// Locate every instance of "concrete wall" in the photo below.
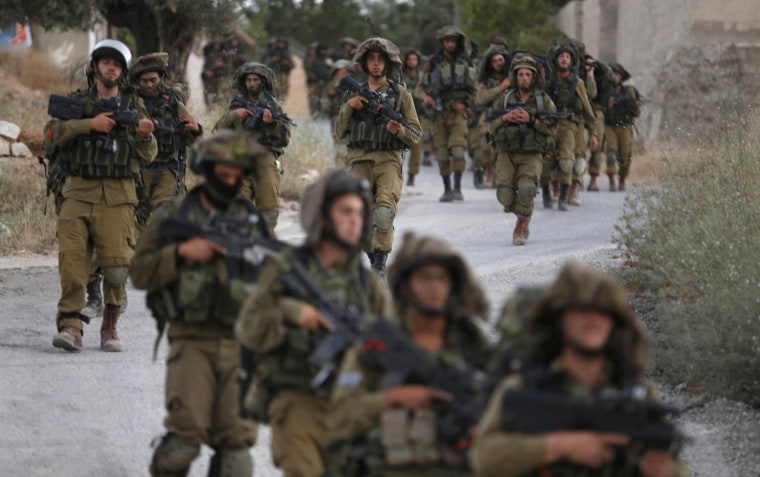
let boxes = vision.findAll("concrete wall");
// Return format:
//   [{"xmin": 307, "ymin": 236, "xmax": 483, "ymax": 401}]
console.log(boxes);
[{"xmin": 29, "ymin": 25, "xmax": 106, "ymax": 72}]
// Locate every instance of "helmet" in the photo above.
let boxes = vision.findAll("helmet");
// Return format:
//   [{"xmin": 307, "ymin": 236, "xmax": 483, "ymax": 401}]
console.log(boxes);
[
  {"xmin": 234, "ymin": 61, "xmax": 276, "ymax": 94},
  {"xmin": 548, "ymin": 41, "xmax": 579, "ymax": 71},
  {"xmin": 90, "ymin": 39, "xmax": 132, "ymax": 69},
  {"xmin": 509, "ymin": 54, "xmax": 545, "ymax": 90},
  {"xmin": 331, "ymin": 59, "xmax": 354, "ymax": 74},
  {"xmin": 478, "ymin": 45, "xmax": 510, "ymax": 83},
  {"xmin": 435, "ymin": 26, "xmax": 470, "ymax": 58},
  {"xmin": 129, "ymin": 52, "xmax": 169, "ymax": 83},
  {"xmin": 188, "ymin": 130, "xmax": 267, "ymax": 176},
  {"xmin": 387, "ymin": 232, "xmax": 489, "ymax": 321},
  {"xmin": 338, "ymin": 37, "xmax": 358, "ymax": 47},
  {"xmin": 609, "ymin": 62, "xmax": 631, "ymax": 82},
  {"xmin": 488, "ymin": 34, "xmax": 509, "ymax": 50},
  {"xmin": 299, "ymin": 169, "xmax": 371, "ymax": 248},
  {"xmin": 353, "ymin": 37, "xmax": 403, "ymax": 77}
]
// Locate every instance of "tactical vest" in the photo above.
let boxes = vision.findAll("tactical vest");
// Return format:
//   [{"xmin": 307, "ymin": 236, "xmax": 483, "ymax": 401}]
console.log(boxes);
[
  {"xmin": 433, "ymin": 55, "xmax": 476, "ymax": 102},
  {"xmin": 61, "ymin": 90, "xmax": 141, "ymax": 179},
  {"xmin": 404, "ymin": 69, "xmax": 426, "ymax": 113},
  {"xmin": 144, "ymin": 90, "xmax": 183, "ymax": 162},
  {"xmin": 146, "ymin": 187, "xmax": 270, "ymax": 328},
  {"xmin": 605, "ymin": 86, "xmax": 638, "ymax": 126},
  {"xmin": 492, "ymin": 90, "xmax": 553, "ymax": 153},
  {"xmin": 348, "ymin": 82, "xmax": 406, "ymax": 151},
  {"xmin": 547, "ymin": 76, "xmax": 583, "ymax": 123},
  {"xmin": 229, "ymin": 93, "xmax": 289, "ymax": 153}
]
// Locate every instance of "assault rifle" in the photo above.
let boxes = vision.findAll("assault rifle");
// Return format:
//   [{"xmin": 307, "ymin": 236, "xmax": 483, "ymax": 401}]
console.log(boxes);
[
  {"xmin": 278, "ymin": 260, "xmax": 367, "ymax": 390},
  {"xmin": 47, "ymin": 93, "xmax": 139, "ymax": 126},
  {"xmin": 501, "ymin": 387, "xmax": 688, "ymax": 453},
  {"xmin": 339, "ymin": 76, "xmax": 422, "ymax": 138},
  {"xmin": 485, "ymin": 104, "xmax": 573, "ymax": 125},
  {"xmin": 361, "ymin": 317, "xmax": 482, "ymax": 447},
  {"xmin": 229, "ymin": 96, "xmax": 296, "ymax": 131}
]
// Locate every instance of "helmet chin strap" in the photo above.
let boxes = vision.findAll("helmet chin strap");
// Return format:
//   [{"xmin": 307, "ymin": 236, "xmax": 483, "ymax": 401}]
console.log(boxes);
[{"xmin": 95, "ymin": 69, "xmax": 119, "ymax": 89}]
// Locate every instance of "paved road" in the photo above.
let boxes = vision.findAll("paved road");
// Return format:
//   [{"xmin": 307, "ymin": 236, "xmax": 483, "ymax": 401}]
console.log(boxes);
[{"xmin": 0, "ymin": 160, "xmax": 628, "ymax": 476}]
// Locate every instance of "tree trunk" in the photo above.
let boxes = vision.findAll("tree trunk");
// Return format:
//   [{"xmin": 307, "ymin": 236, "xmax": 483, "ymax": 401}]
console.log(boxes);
[{"xmin": 159, "ymin": 8, "xmax": 195, "ymax": 86}]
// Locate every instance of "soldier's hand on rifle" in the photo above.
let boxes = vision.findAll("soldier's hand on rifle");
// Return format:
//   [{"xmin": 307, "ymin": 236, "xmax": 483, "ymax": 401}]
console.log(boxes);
[
  {"xmin": 177, "ymin": 237, "xmax": 227, "ymax": 263},
  {"xmin": 589, "ymin": 134, "xmax": 599, "ymax": 152},
  {"xmin": 638, "ymin": 451, "xmax": 675, "ymax": 477},
  {"xmin": 386, "ymin": 119, "xmax": 401, "ymax": 136},
  {"xmin": 503, "ymin": 108, "xmax": 530, "ymax": 124},
  {"xmin": 423, "ymin": 93, "xmax": 436, "ymax": 108},
  {"xmin": 452, "ymin": 102, "xmax": 466, "ymax": 114},
  {"xmin": 545, "ymin": 431, "xmax": 629, "ymax": 468},
  {"xmin": 180, "ymin": 113, "xmax": 199, "ymax": 132},
  {"xmin": 347, "ymin": 95, "xmax": 367, "ymax": 110},
  {"xmin": 384, "ymin": 385, "xmax": 452, "ymax": 409},
  {"xmin": 262, "ymin": 109, "xmax": 274, "ymax": 124},
  {"xmin": 499, "ymin": 77, "xmax": 511, "ymax": 91},
  {"xmin": 234, "ymin": 108, "xmax": 253, "ymax": 119},
  {"xmin": 138, "ymin": 118, "xmax": 155, "ymax": 137},
  {"xmin": 296, "ymin": 305, "xmax": 334, "ymax": 331},
  {"xmin": 90, "ymin": 112, "xmax": 116, "ymax": 133}
]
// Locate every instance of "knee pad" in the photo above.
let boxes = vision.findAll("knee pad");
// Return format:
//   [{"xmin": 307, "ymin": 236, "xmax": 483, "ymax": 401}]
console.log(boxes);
[
  {"xmin": 261, "ymin": 208, "xmax": 280, "ymax": 230},
  {"xmin": 573, "ymin": 158, "xmax": 587, "ymax": 177},
  {"xmin": 436, "ymin": 146, "xmax": 450, "ymax": 163},
  {"xmin": 208, "ymin": 448, "xmax": 253, "ymax": 477},
  {"xmin": 450, "ymin": 146, "xmax": 466, "ymax": 161},
  {"xmin": 102, "ymin": 266, "xmax": 129, "ymax": 287},
  {"xmin": 558, "ymin": 158, "xmax": 574, "ymax": 175},
  {"xmin": 150, "ymin": 433, "xmax": 200, "ymax": 475},
  {"xmin": 517, "ymin": 177, "xmax": 537, "ymax": 206},
  {"xmin": 607, "ymin": 152, "xmax": 618, "ymax": 167},
  {"xmin": 496, "ymin": 186, "xmax": 515, "ymax": 210},
  {"xmin": 373, "ymin": 206, "xmax": 394, "ymax": 234}
]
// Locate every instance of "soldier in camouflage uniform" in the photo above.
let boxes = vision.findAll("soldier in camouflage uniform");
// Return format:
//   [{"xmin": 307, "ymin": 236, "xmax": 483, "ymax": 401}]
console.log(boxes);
[
  {"xmin": 488, "ymin": 56, "xmax": 557, "ymax": 246},
  {"xmin": 130, "ymin": 52, "xmax": 203, "ymax": 225},
  {"xmin": 476, "ymin": 45, "xmax": 511, "ymax": 189},
  {"xmin": 324, "ymin": 59, "xmax": 354, "ymax": 166},
  {"xmin": 420, "ymin": 26, "xmax": 477, "ymax": 202},
  {"xmin": 201, "ymin": 39, "xmax": 228, "ymax": 107},
  {"xmin": 47, "ymin": 39, "xmax": 157, "ymax": 352},
  {"xmin": 263, "ymin": 37, "xmax": 295, "ymax": 99},
  {"xmin": 582, "ymin": 53, "xmax": 614, "ymax": 192},
  {"xmin": 305, "ymin": 43, "xmax": 333, "ymax": 118},
  {"xmin": 542, "ymin": 42, "xmax": 598, "ymax": 211},
  {"xmin": 472, "ymin": 262, "xmax": 689, "ymax": 477},
  {"xmin": 130, "ymin": 131, "xmax": 267, "ymax": 477},
  {"xmin": 214, "ymin": 61, "xmax": 291, "ymax": 233},
  {"xmin": 605, "ymin": 62, "xmax": 642, "ymax": 192},
  {"xmin": 402, "ymin": 48, "xmax": 427, "ymax": 186},
  {"xmin": 236, "ymin": 169, "xmax": 394, "ymax": 477},
  {"xmin": 326, "ymin": 232, "xmax": 490, "ymax": 477},
  {"xmin": 336, "ymin": 37, "xmax": 359, "ymax": 61},
  {"xmin": 335, "ymin": 37, "xmax": 421, "ymax": 275}
]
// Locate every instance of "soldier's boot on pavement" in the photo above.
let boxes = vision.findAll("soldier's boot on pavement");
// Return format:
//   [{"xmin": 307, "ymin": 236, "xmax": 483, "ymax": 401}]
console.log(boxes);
[
  {"xmin": 587, "ymin": 173, "xmax": 600, "ymax": 191},
  {"xmin": 370, "ymin": 251, "xmax": 388, "ymax": 280},
  {"xmin": 558, "ymin": 184, "xmax": 570, "ymax": 211},
  {"xmin": 484, "ymin": 163, "xmax": 496, "ymax": 188},
  {"xmin": 439, "ymin": 175, "xmax": 455, "ymax": 202},
  {"xmin": 406, "ymin": 174, "xmax": 415, "ymax": 187},
  {"xmin": 608, "ymin": 173, "xmax": 617, "ymax": 192},
  {"xmin": 453, "ymin": 172, "xmax": 464, "ymax": 201},
  {"xmin": 569, "ymin": 180, "xmax": 582, "ymax": 206},
  {"xmin": 542, "ymin": 185, "xmax": 553, "ymax": 209},
  {"xmin": 207, "ymin": 448, "xmax": 253, "ymax": 477},
  {"xmin": 52, "ymin": 322, "xmax": 83, "ymax": 352},
  {"xmin": 473, "ymin": 168, "xmax": 485, "ymax": 189},
  {"xmin": 551, "ymin": 180, "xmax": 560, "ymax": 202},
  {"xmin": 81, "ymin": 273, "xmax": 104, "ymax": 319},
  {"xmin": 101, "ymin": 304, "xmax": 123, "ymax": 352},
  {"xmin": 618, "ymin": 176, "xmax": 626, "ymax": 191},
  {"xmin": 512, "ymin": 215, "xmax": 531, "ymax": 246}
]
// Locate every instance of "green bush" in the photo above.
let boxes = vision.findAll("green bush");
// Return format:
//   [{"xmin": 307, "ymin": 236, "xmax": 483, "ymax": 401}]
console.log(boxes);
[{"xmin": 614, "ymin": 111, "xmax": 760, "ymax": 405}]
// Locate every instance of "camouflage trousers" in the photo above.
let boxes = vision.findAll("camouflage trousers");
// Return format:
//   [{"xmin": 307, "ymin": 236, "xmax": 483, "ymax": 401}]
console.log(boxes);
[
  {"xmin": 587, "ymin": 109, "xmax": 607, "ymax": 176},
  {"xmin": 542, "ymin": 119, "xmax": 582, "ymax": 186},
  {"xmin": 432, "ymin": 108, "xmax": 469, "ymax": 176},
  {"xmin": 240, "ymin": 150, "xmax": 281, "ymax": 234},
  {"xmin": 495, "ymin": 150, "xmax": 543, "ymax": 217},
  {"xmin": 268, "ymin": 390, "xmax": 329, "ymax": 477},
  {"xmin": 351, "ymin": 156, "xmax": 403, "ymax": 253},
  {"xmin": 606, "ymin": 124, "xmax": 634, "ymax": 178}
]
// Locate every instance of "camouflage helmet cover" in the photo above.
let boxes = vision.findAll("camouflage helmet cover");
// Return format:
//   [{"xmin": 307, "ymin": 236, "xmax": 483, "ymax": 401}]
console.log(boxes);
[
  {"xmin": 188, "ymin": 130, "xmax": 267, "ymax": 176},
  {"xmin": 331, "ymin": 59, "xmax": 354, "ymax": 74},
  {"xmin": 609, "ymin": 62, "xmax": 632, "ymax": 82},
  {"xmin": 478, "ymin": 45, "xmax": 510, "ymax": 83},
  {"xmin": 338, "ymin": 37, "xmax": 359, "ymax": 47},
  {"xmin": 353, "ymin": 37, "xmax": 403, "ymax": 76},
  {"xmin": 548, "ymin": 40, "xmax": 579, "ymax": 71},
  {"xmin": 129, "ymin": 52, "xmax": 169, "ymax": 82},
  {"xmin": 509, "ymin": 54, "xmax": 545, "ymax": 90},
  {"xmin": 436, "ymin": 25, "xmax": 470, "ymax": 57},
  {"xmin": 387, "ymin": 232, "xmax": 489, "ymax": 321},
  {"xmin": 299, "ymin": 169, "xmax": 372, "ymax": 247},
  {"xmin": 235, "ymin": 61, "xmax": 276, "ymax": 94}
]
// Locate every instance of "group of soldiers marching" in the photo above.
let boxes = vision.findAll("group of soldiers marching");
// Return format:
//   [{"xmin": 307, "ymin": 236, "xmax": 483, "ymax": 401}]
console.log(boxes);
[{"xmin": 42, "ymin": 23, "xmax": 680, "ymax": 477}]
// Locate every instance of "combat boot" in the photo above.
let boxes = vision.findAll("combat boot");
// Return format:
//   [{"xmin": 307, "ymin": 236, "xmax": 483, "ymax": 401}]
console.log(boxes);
[
  {"xmin": 370, "ymin": 251, "xmax": 388, "ymax": 281},
  {"xmin": 608, "ymin": 174, "xmax": 617, "ymax": 192},
  {"xmin": 81, "ymin": 273, "xmax": 104, "ymax": 319},
  {"xmin": 439, "ymin": 175, "xmax": 455, "ymax": 202},
  {"xmin": 101, "ymin": 304, "xmax": 123, "ymax": 352},
  {"xmin": 406, "ymin": 174, "xmax": 415, "ymax": 186},
  {"xmin": 569, "ymin": 180, "xmax": 582, "ymax": 206},
  {"xmin": 542, "ymin": 185, "xmax": 552, "ymax": 209},
  {"xmin": 512, "ymin": 215, "xmax": 531, "ymax": 246},
  {"xmin": 551, "ymin": 180, "xmax": 560, "ymax": 202},
  {"xmin": 558, "ymin": 184, "xmax": 570, "ymax": 211},
  {"xmin": 618, "ymin": 176, "xmax": 626, "ymax": 191},
  {"xmin": 473, "ymin": 168, "xmax": 485, "ymax": 189},
  {"xmin": 452, "ymin": 172, "xmax": 464, "ymax": 201},
  {"xmin": 52, "ymin": 326, "xmax": 83, "ymax": 352},
  {"xmin": 587, "ymin": 174, "xmax": 599, "ymax": 191}
]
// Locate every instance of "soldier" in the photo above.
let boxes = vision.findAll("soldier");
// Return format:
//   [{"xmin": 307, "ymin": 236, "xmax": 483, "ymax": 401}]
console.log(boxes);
[
  {"xmin": 130, "ymin": 131, "xmax": 267, "ymax": 477},
  {"xmin": 263, "ymin": 37, "xmax": 295, "ymax": 99},
  {"xmin": 402, "ymin": 48, "xmax": 427, "ymax": 186},
  {"xmin": 236, "ymin": 169, "xmax": 394, "ymax": 477},
  {"xmin": 472, "ymin": 262, "xmax": 689, "ymax": 477},
  {"xmin": 605, "ymin": 62, "xmax": 642, "ymax": 192},
  {"xmin": 583, "ymin": 53, "xmax": 615, "ymax": 192},
  {"xmin": 476, "ymin": 44, "xmax": 511, "ymax": 189},
  {"xmin": 488, "ymin": 56, "xmax": 557, "ymax": 246},
  {"xmin": 324, "ymin": 59, "xmax": 354, "ymax": 166},
  {"xmin": 305, "ymin": 42, "xmax": 333, "ymax": 118},
  {"xmin": 130, "ymin": 52, "xmax": 203, "ymax": 225},
  {"xmin": 47, "ymin": 39, "xmax": 157, "ymax": 352},
  {"xmin": 542, "ymin": 42, "xmax": 598, "ymax": 211},
  {"xmin": 420, "ymin": 26, "xmax": 477, "ymax": 202},
  {"xmin": 335, "ymin": 37, "xmax": 421, "ymax": 275},
  {"xmin": 214, "ymin": 61, "xmax": 291, "ymax": 233},
  {"xmin": 326, "ymin": 232, "xmax": 491, "ymax": 476},
  {"xmin": 336, "ymin": 37, "xmax": 359, "ymax": 61},
  {"xmin": 201, "ymin": 39, "xmax": 228, "ymax": 107}
]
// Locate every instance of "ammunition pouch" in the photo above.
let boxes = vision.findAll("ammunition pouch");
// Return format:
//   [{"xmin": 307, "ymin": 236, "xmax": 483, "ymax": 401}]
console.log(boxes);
[{"xmin": 66, "ymin": 133, "xmax": 138, "ymax": 179}]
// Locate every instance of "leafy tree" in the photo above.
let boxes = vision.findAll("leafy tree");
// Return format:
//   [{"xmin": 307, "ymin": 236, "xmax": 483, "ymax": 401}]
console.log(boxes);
[{"xmin": 1, "ymin": 0, "xmax": 242, "ymax": 82}]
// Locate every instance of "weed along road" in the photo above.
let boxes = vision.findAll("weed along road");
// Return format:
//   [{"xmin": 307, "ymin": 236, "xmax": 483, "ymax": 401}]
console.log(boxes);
[{"xmin": 0, "ymin": 161, "xmax": 738, "ymax": 476}]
